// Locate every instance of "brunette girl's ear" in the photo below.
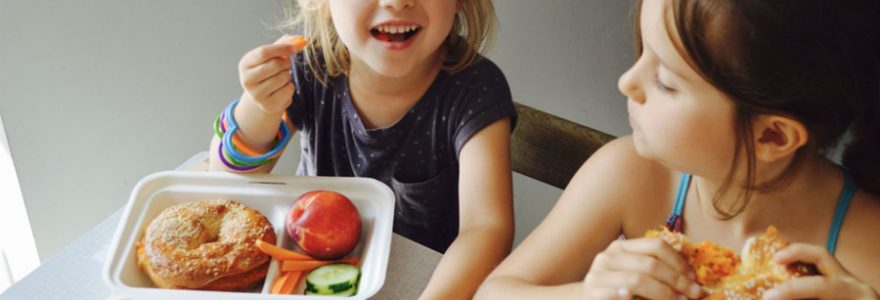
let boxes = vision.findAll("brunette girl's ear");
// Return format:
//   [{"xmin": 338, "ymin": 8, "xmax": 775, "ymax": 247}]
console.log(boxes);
[{"xmin": 753, "ymin": 114, "xmax": 809, "ymax": 162}]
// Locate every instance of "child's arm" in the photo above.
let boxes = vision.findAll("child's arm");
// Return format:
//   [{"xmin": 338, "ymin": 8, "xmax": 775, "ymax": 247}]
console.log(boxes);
[
  {"xmin": 208, "ymin": 35, "xmax": 304, "ymax": 173},
  {"xmin": 474, "ymin": 137, "xmax": 699, "ymax": 300},
  {"xmin": 417, "ymin": 118, "xmax": 515, "ymax": 300}
]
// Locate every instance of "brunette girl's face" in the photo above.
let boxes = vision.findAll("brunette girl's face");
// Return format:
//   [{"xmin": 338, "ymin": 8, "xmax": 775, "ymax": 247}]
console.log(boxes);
[
  {"xmin": 327, "ymin": 0, "xmax": 459, "ymax": 78},
  {"xmin": 618, "ymin": 0, "xmax": 738, "ymax": 179}
]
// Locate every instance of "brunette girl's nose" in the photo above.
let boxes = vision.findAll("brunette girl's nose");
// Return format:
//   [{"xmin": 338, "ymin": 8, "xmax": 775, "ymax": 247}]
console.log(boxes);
[{"xmin": 618, "ymin": 66, "xmax": 645, "ymax": 104}]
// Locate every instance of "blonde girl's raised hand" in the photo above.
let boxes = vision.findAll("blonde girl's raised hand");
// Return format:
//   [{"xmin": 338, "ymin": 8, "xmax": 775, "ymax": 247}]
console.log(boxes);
[
  {"xmin": 238, "ymin": 34, "xmax": 308, "ymax": 114},
  {"xmin": 582, "ymin": 238, "xmax": 702, "ymax": 300},
  {"xmin": 762, "ymin": 244, "xmax": 879, "ymax": 300}
]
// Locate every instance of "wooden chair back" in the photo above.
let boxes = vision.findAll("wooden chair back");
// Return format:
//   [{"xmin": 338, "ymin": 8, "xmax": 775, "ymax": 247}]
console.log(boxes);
[{"xmin": 510, "ymin": 103, "xmax": 616, "ymax": 189}]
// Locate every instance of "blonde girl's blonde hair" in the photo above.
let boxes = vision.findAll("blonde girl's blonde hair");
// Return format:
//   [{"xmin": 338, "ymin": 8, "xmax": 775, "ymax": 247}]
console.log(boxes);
[{"xmin": 281, "ymin": 0, "xmax": 496, "ymax": 83}]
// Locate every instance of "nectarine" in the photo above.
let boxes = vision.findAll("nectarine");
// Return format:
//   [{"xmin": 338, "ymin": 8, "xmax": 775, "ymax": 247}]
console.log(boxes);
[{"xmin": 286, "ymin": 190, "xmax": 362, "ymax": 260}]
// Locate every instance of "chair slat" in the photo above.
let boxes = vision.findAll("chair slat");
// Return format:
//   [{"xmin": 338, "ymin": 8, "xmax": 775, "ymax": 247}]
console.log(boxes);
[{"xmin": 511, "ymin": 102, "xmax": 616, "ymax": 189}]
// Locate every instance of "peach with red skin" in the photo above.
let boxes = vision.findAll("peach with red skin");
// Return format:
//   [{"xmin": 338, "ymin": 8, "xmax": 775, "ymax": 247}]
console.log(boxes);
[{"xmin": 286, "ymin": 190, "xmax": 362, "ymax": 260}]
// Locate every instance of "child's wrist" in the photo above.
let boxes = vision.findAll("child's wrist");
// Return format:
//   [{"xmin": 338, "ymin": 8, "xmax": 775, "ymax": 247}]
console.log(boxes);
[
  {"xmin": 214, "ymin": 98, "xmax": 291, "ymax": 172},
  {"xmin": 240, "ymin": 93, "xmax": 287, "ymax": 115}
]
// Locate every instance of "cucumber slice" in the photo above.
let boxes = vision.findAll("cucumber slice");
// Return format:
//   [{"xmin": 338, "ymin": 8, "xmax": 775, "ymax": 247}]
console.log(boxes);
[
  {"xmin": 305, "ymin": 263, "xmax": 360, "ymax": 295},
  {"xmin": 305, "ymin": 285, "xmax": 357, "ymax": 296}
]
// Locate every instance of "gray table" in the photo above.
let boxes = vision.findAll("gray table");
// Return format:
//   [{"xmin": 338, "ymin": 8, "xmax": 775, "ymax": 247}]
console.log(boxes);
[{"xmin": 0, "ymin": 153, "xmax": 442, "ymax": 300}]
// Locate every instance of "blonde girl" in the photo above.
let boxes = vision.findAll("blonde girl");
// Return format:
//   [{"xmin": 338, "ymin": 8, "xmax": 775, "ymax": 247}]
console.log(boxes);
[{"xmin": 209, "ymin": 0, "xmax": 517, "ymax": 298}]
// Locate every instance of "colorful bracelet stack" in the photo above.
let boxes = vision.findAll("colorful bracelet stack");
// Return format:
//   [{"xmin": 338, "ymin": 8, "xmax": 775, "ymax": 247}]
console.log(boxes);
[{"xmin": 214, "ymin": 99, "xmax": 291, "ymax": 171}]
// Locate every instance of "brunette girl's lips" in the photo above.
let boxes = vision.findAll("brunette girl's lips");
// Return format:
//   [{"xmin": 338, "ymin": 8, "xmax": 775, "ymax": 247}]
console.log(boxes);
[{"xmin": 370, "ymin": 20, "xmax": 422, "ymax": 50}]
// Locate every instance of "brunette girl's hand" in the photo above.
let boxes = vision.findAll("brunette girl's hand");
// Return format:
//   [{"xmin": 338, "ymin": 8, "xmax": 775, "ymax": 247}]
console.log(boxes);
[
  {"xmin": 762, "ymin": 243, "xmax": 878, "ymax": 300},
  {"xmin": 238, "ymin": 34, "xmax": 307, "ymax": 114},
  {"xmin": 582, "ymin": 238, "xmax": 703, "ymax": 300}
]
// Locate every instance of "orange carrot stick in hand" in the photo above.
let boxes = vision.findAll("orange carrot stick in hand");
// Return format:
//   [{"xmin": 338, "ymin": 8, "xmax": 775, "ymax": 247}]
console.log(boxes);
[
  {"xmin": 291, "ymin": 36, "xmax": 309, "ymax": 51},
  {"xmin": 256, "ymin": 240, "xmax": 312, "ymax": 261},
  {"xmin": 281, "ymin": 258, "xmax": 360, "ymax": 272}
]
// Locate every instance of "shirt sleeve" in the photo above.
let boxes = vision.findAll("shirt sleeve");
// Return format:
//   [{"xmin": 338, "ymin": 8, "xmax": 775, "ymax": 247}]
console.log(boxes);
[{"xmin": 449, "ymin": 59, "xmax": 519, "ymax": 158}]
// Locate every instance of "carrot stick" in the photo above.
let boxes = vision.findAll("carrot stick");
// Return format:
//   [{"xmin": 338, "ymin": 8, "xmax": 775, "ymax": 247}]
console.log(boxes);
[
  {"xmin": 270, "ymin": 271, "xmax": 304, "ymax": 295},
  {"xmin": 270, "ymin": 271, "xmax": 293, "ymax": 294},
  {"xmin": 292, "ymin": 36, "xmax": 309, "ymax": 50},
  {"xmin": 256, "ymin": 240, "xmax": 313, "ymax": 261},
  {"xmin": 279, "ymin": 271, "xmax": 303, "ymax": 295},
  {"xmin": 281, "ymin": 258, "xmax": 360, "ymax": 272}
]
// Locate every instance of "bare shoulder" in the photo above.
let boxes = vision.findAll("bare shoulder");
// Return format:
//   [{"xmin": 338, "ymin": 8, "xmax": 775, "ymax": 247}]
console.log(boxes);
[
  {"xmin": 484, "ymin": 136, "xmax": 677, "ymax": 286},
  {"xmin": 570, "ymin": 136, "xmax": 677, "ymax": 234},
  {"xmin": 837, "ymin": 191, "xmax": 880, "ymax": 289}
]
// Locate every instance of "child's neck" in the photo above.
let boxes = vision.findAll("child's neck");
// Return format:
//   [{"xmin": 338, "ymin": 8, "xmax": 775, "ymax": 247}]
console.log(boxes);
[
  {"xmin": 691, "ymin": 155, "xmax": 844, "ymax": 238},
  {"xmin": 347, "ymin": 54, "xmax": 442, "ymax": 129}
]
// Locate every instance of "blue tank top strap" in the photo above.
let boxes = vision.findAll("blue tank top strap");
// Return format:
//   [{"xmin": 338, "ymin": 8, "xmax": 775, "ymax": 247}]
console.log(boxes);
[
  {"xmin": 665, "ymin": 173, "xmax": 691, "ymax": 232},
  {"xmin": 826, "ymin": 172, "xmax": 857, "ymax": 255},
  {"xmin": 665, "ymin": 172, "xmax": 854, "ymax": 255},
  {"xmin": 673, "ymin": 173, "xmax": 691, "ymax": 216}
]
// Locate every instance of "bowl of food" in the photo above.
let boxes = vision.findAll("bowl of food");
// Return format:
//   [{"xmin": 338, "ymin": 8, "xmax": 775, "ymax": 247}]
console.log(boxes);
[{"xmin": 102, "ymin": 171, "xmax": 395, "ymax": 300}]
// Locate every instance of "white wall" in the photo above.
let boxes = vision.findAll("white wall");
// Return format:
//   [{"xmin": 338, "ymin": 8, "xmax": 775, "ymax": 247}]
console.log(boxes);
[
  {"xmin": 0, "ymin": 0, "xmax": 634, "ymax": 259},
  {"xmin": 0, "ymin": 0, "xmax": 299, "ymax": 260}
]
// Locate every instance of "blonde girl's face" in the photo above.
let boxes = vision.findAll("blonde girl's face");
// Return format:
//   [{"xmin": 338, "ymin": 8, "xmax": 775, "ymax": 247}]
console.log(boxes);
[
  {"xmin": 618, "ymin": 0, "xmax": 738, "ymax": 179},
  {"xmin": 327, "ymin": 0, "xmax": 459, "ymax": 78}
]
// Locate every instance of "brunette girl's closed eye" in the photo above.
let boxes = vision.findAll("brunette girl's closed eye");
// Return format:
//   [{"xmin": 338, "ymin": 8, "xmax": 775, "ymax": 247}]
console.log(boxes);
[{"xmin": 653, "ymin": 72, "xmax": 676, "ymax": 94}]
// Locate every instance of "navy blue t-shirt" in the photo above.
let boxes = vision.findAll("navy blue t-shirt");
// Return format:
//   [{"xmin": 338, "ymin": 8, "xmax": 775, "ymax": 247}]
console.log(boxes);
[{"xmin": 287, "ymin": 54, "xmax": 517, "ymax": 252}]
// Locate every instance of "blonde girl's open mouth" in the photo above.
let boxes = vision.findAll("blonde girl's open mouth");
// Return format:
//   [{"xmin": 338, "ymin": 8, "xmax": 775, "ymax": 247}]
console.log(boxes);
[{"xmin": 370, "ymin": 22, "xmax": 421, "ymax": 50}]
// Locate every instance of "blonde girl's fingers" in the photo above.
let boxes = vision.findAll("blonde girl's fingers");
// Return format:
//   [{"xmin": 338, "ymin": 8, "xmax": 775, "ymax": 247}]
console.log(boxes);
[
  {"xmin": 608, "ymin": 239, "xmax": 691, "ymax": 276},
  {"xmin": 600, "ymin": 252, "xmax": 701, "ymax": 298},
  {"xmin": 772, "ymin": 243, "xmax": 844, "ymax": 277},
  {"xmin": 267, "ymin": 83, "xmax": 294, "ymax": 110},
  {"xmin": 762, "ymin": 276, "xmax": 864, "ymax": 300},
  {"xmin": 258, "ymin": 68, "xmax": 293, "ymax": 94},
  {"xmin": 247, "ymin": 83, "xmax": 293, "ymax": 114},
  {"xmin": 273, "ymin": 34, "xmax": 309, "ymax": 51},
  {"xmin": 240, "ymin": 43, "xmax": 297, "ymax": 69},
  {"xmin": 250, "ymin": 69, "xmax": 292, "ymax": 102},
  {"xmin": 242, "ymin": 34, "xmax": 305, "ymax": 69},
  {"xmin": 594, "ymin": 271, "xmax": 679, "ymax": 300},
  {"xmin": 241, "ymin": 57, "xmax": 292, "ymax": 88}
]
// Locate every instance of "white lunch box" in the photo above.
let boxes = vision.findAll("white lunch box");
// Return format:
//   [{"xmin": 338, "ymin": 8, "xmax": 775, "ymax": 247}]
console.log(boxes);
[{"xmin": 102, "ymin": 171, "xmax": 395, "ymax": 300}]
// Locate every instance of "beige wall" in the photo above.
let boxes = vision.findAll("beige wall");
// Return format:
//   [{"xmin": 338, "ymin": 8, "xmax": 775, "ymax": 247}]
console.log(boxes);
[
  {"xmin": 492, "ymin": 1, "xmax": 634, "ymax": 244},
  {"xmin": 0, "ymin": 0, "xmax": 634, "ymax": 259}
]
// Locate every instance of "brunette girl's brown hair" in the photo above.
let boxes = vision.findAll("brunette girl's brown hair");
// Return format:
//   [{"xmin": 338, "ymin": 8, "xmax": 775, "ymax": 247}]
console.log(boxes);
[{"xmin": 634, "ymin": 0, "xmax": 880, "ymax": 217}]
